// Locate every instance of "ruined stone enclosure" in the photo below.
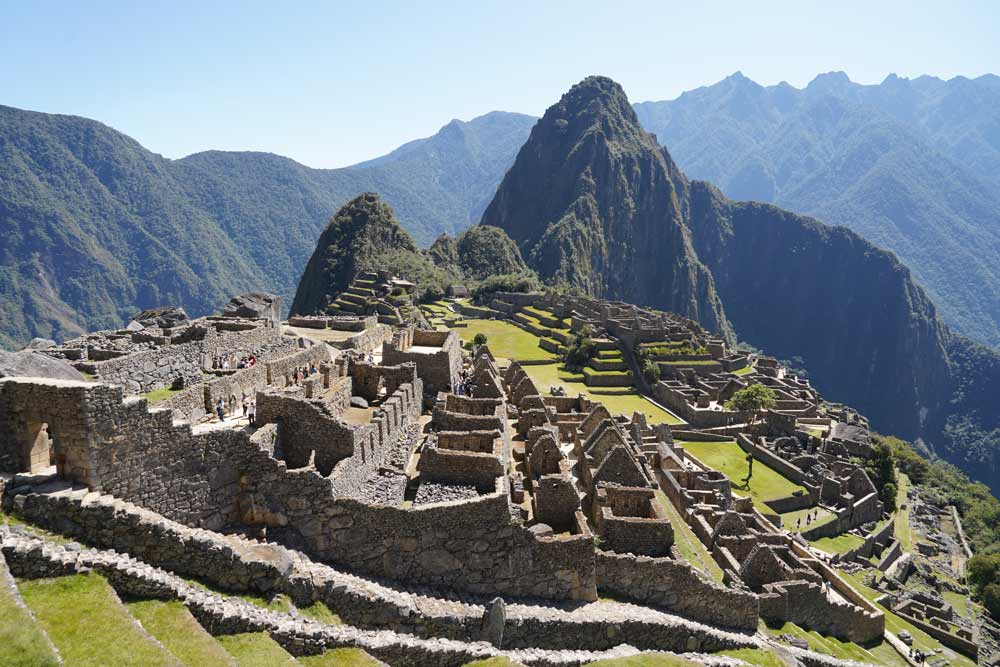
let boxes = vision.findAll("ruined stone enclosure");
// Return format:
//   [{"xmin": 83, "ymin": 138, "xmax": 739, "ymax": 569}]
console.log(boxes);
[{"xmin": 0, "ymin": 290, "xmax": 927, "ymax": 665}]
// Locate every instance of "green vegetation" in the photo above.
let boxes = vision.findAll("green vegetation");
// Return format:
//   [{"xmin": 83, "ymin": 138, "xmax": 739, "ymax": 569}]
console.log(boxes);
[
  {"xmin": 127, "ymin": 599, "xmax": 236, "ymax": 666},
  {"xmin": 462, "ymin": 659, "xmax": 525, "ymax": 667},
  {"xmin": 473, "ymin": 332, "xmax": 488, "ymax": 347},
  {"xmin": 968, "ymin": 554, "xmax": 1000, "ymax": 616},
  {"xmin": 296, "ymin": 600, "xmax": 343, "ymax": 625},
  {"xmin": 731, "ymin": 365, "xmax": 754, "ymax": 376},
  {"xmin": 563, "ymin": 326, "xmax": 598, "ymax": 369},
  {"xmin": 679, "ymin": 440, "xmax": 805, "ymax": 508},
  {"xmin": 724, "ymin": 384, "xmax": 777, "ymax": 422},
  {"xmin": 471, "ymin": 273, "xmax": 542, "ymax": 302},
  {"xmin": 143, "ymin": 386, "xmax": 185, "ymax": 403},
  {"xmin": 19, "ymin": 573, "xmax": 179, "ymax": 667},
  {"xmin": 864, "ymin": 436, "xmax": 899, "ymax": 512},
  {"xmin": 894, "ymin": 473, "xmax": 913, "ymax": 551},
  {"xmin": 761, "ymin": 619, "xmax": 907, "ymax": 667},
  {"xmin": 0, "ymin": 574, "xmax": 61, "ymax": 667},
  {"xmin": 216, "ymin": 633, "xmax": 298, "ymax": 666}
]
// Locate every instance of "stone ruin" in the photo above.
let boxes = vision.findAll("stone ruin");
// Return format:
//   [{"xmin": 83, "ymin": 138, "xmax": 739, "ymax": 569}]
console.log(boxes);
[{"xmin": 0, "ymin": 287, "xmax": 943, "ymax": 664}]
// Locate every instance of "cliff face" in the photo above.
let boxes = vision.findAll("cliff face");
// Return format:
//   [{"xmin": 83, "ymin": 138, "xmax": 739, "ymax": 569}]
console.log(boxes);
[
  {"xmin": 480, "ymin": 76, "xmax": 732, "ymax": 340},
  {"xmin": 686, "ymin": 182, "xmax": 951, "ymax": 440}
]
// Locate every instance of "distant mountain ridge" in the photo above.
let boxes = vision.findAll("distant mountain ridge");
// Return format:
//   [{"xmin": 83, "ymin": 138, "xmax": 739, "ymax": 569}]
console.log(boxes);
[
  {"xmin": 0, "ymin": 104, "xmax": 535, "ymax": 348},
  {"xmin": 634, "ymin": 71, "xmax": 1000, "ymax": 347}
]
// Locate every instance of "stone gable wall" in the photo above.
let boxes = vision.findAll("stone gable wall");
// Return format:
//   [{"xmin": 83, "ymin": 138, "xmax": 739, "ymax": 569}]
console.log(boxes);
[{"xmin": 594, "ymin": 551, "xmax": 758, "ymax": 630}]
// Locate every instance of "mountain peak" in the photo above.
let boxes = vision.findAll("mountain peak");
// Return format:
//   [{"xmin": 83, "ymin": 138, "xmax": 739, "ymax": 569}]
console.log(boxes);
[{"xmin": 806, "ymin": 71, "xmax": 853, "ymax": 93}]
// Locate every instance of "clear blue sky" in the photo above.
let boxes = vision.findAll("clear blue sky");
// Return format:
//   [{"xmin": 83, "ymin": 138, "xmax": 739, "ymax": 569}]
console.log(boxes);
[{"xmin": 2, "ymin": 0, "xmax": 996, "ymax": 168}]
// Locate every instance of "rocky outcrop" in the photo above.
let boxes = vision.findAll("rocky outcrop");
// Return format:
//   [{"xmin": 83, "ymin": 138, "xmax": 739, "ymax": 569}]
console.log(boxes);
[{"xmin": 0, "ymin": 349, "xmax": 85, "ymax": 381}]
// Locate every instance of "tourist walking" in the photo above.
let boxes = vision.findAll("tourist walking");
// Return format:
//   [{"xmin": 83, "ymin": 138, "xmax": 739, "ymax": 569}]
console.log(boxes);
[
  {"xmin": 242, "ymin": 393, "xmax": 248, "ymax": 417},
  {"xmin": 215, "ymin": 398, "xmax": 225, "ymax": 421},
  {"xmin": 248, "ymin": 400, "xmax": 256, "ymax": 427}
]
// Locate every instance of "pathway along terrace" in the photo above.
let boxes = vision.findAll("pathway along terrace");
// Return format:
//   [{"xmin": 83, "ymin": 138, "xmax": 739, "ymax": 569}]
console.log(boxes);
[{"xmin": 0, "ymin": 287, "xmax": 964, "ymax": 666}]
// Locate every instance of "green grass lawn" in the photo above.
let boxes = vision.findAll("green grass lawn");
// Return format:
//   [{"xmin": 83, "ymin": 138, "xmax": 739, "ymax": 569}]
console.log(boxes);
[
  {"xmin": 943, "ymin": 590, "xmax": 972, "ymax": 619},
  {"xmin": 779, "ymin": 505, "xmax": 835, "ymax": 530},
  {"xmin": 448, "ymin": 319, "xmax": 556, "ymax": 362},
  {"xmin": 716, "ymin": 648, "xmax": 784, "ymax": 667},
  {"xmin": 216, "ymin": 633, "xmax": 298, "ymax": 666},
  {"xmin": 731, "ymin": 366, "xmax": 755, "ymax": 376},
  {"xmin": 679, "ymin": 441, "xmax": 806, "ymax": 509},
  {"xmin": 462, "ymin": 659, "xmax": 525, "ymax": 667},
  {"xmin": 127, "ymin": 599, "xmax": 236, "ymax": 666},
  {"xmin": 143, "ymin": 386, "xmax": 185, "ymax": 403},
  {"xmin": 298, "ymin": 648, "xmax": 385, "ymax": 666},
  {"xmin": 0, "ymin": 573, "xmax": 61, "ymax": 667},
  {"xmin": 809, "ymin": 531, "xmax": 866, "ymax": 555},
  {"xmin": 19, "ymin": 573, "xmax": 180, "ymax": 667},
  {"xmin": 654, "ymin": 490, "xmax": 724, "ymax": 582},
  {"xmin": 838, "ymin": 570, "xmax": 977, "ymax": 667}
]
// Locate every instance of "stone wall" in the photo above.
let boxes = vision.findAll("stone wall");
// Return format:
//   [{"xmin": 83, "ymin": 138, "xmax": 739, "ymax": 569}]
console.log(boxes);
[
  {"xmin": 594, "ymin": 551, "xmax": 758, "ymax": 631},
  {"xmin": 758, "ymin": 579, "xmax": 882, "ymax": 643},
  {"xmin": 94, "ymin": 337, "xmax": 206, "ymax": 394},
  {"xmin": 382, "ymin": 328, "xmax": 461, "ymax": 395}
]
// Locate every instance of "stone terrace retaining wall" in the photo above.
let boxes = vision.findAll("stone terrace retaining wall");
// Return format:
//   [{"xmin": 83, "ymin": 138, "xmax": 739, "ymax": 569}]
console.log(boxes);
[
  {"xmin": 595, "ymin": 551, "xmax": 758, "ymax": 631},
  {"xmin": 1, "ymin": 527, "xmax": 761, "ymax": 666}
]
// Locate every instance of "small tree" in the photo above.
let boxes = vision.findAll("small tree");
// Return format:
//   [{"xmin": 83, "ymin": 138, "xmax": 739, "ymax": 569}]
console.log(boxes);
[
  {"xmin": 563, "ymin": 325, "xmax": 597, "ymax": 370},
  {"xmin": 725, "ymin": 384, "xmax": 777, "ymax": 423},
  {"xmin": 642, "ymin": 359, "xmax": 660, "ymax": 384},
  {"xmin": 473, "ymin": 333, "xmax": 488, "ymax": 347}
]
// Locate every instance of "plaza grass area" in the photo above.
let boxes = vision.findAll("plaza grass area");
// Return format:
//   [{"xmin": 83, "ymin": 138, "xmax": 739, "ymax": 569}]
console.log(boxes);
[
  {"xmin": 679, "ymin": 441, "xmax": 806, "ymax": 509},
  {"xmin": 448, "ymin": 319, "xmax": 557, "ymax": 362},
  {"xmin": 779, "ymin": 505, "xmax": 834, "ymax": 531},
  {"xmin": 19, "ymin": 573, "xmax": 179, "ymax": 667},
  {"xmin": 127, "ymin": 599, "xmax": 236, "ymax": 667},
  {"xmin": 583, "ymin": 655, "xmax": 701, "ymax": 667},
  {"xmin": 838, "ymin": 570, "xmax": 977, "ymax": 667},
  {"xmin": 654, "ymin": 490, "xmax": 724, "ymax": 583},
  {"xmin": 216, "ymin": 632, "xmax": 299, "ymax": 666}
]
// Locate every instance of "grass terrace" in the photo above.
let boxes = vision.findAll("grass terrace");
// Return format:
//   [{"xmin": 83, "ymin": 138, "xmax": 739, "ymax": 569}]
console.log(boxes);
[
  {"xmin": 779, "ymin": 505, "xmax": 835, "ymax": 530},
  {"xmin": 654, "ymin": 490, "xmax": 725, "ymax": 582},
  {"xmin": 216, "ymin": 632, "xmax": 299, "ymax": 666},
  {"xmin": 894, "ymin": 473, "xmax": 913, "ymax": 551},
  {"xmin": 19, "ymin": 573, "xmax": 180, "ymax": 667},
  {"xmin": 0, "ymin": 574, "xmax": 61, "ymax": 667},
  {"xmin": 127, "ymin": 599, "xmax": 236, "ymax": 666},
  {"xmin": 678, "ymin": 441, "xmax": 807, "ymax": 510},
  {"xmin": 448, "ymin": 319, "xmax": 557, "ymax": 363},
  {"xmin": 761, "ymin": 619, "xmax": 907, "ymax": 667},
  {"xmin": 142, "ymin": 385, "xmax": 185, "ymax": 403},
  {"xmin": 299, "ymin": 649, "xmax": 386, "ymax": 666},
  {"xmin": 731, "ymin": 366, "xmax": 755, "ymax": 376}
]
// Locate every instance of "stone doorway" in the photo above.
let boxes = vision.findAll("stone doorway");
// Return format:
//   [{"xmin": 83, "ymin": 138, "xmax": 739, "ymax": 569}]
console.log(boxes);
[{"xmin": 23, "ymin": 421, "xmax": 55, "ymax": 474}]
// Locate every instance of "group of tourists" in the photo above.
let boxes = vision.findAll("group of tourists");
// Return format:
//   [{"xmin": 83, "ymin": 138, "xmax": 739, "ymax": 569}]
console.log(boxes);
[
  {"xmin": 794, "ymin": 509, "xmax": 823, "ymax": 531},
  {"xmin": 214, "ymin": 391, "xmax": 256, "ymax": 426},
  {"xmin": 213, "ymin": 353, "xmax": 257, "ymax": 370},
  {"xmin": 452, "ymin": 368, "xmax": 474, "ymax": 396},
  {"xmin": 289, "ymin": 363, "xmax": 319, "ymax": 385}
]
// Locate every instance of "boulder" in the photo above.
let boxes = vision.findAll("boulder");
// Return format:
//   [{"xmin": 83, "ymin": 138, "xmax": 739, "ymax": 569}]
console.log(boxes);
[
  {"xmin": 480, "ymin": 596, "xmax": 507, "ymax": 648},
  {"xmin": 350, "ymin": 396, "xmax": 369, "ymax": 409},
  {"xmin": 223, "ymin": 293, "xmax": 281, "ymax": 324},
  {"xmin": 26, "ymin": 338, "xmax": 56, "ymax": 350},
  {"xmin": 0, "ymin": 349, "xmax": 86, "ymax": 381},
  {"xmin": 132, "ymin": 306, "xmax": 189, "ymax": 329}
]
